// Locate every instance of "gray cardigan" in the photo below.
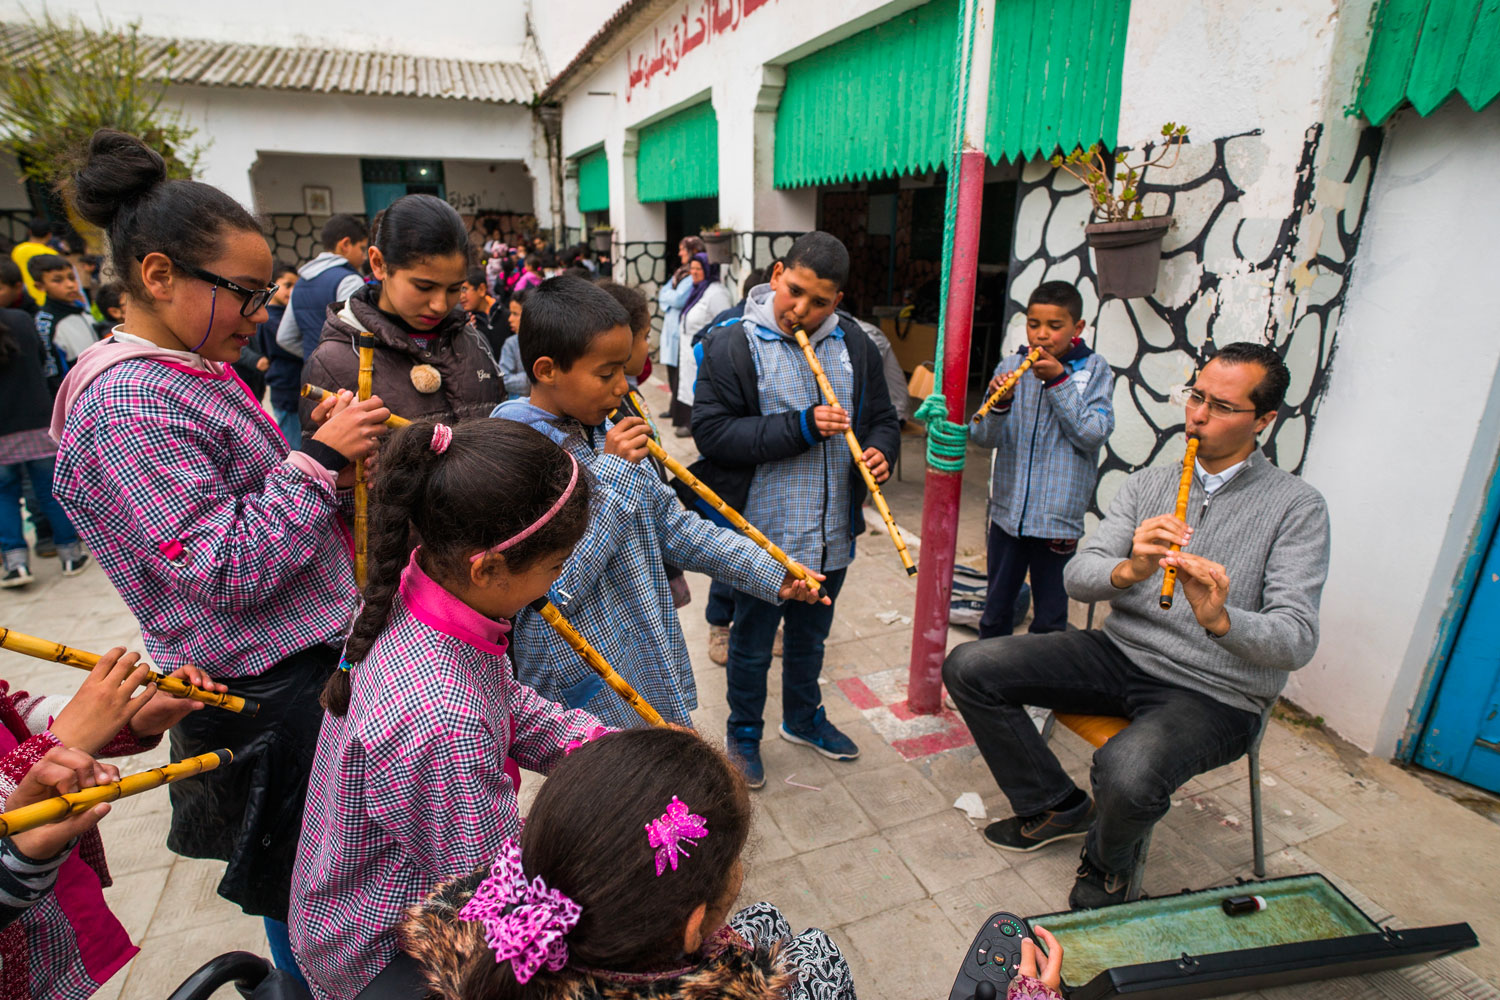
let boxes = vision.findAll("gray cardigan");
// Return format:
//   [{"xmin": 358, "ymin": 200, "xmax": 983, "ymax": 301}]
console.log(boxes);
[{"xmin": 1064, "ymin": 449, "xmax": 1331, "ymax": 714}]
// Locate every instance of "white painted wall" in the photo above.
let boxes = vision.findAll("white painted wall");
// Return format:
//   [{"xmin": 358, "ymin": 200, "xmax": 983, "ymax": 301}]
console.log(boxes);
[
  {"xmin": 164, "ymin": 86, "xmax": 545, "ymax": 223},
  {"xmin": 1292, "ymin": 100, "xmax": 1500, "ymax": 755},
  {"xmin": 0, "ymin": 0, "xmax": 530, "ymax": 62},
  {"xmin": 530, "ymin": 0, "xmax": 629, "ymax": 78}
]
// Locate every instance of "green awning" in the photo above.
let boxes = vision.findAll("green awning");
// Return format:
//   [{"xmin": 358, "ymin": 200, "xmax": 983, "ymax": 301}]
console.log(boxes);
[
  {"xmin": 636, "ymin": 101, "xmax": 719, "ymax": 203},
  {"xmin": 775, "ymin": 0, "xmax": 958, "ymax": 188},
  {"xmin": 773, "ymin": 0, "xmax": 1132, "ymax": 189},
  {"xmin": 1356, "ymin": 0, "xmax": 1500, "ymax": 125},
  {"xmin": 986, "ymin": 0, "xmax": 1131, "ymax": 163},
  {"xmin": 576, "ymin": 147, "xmax": 609, "ymax": 213}
]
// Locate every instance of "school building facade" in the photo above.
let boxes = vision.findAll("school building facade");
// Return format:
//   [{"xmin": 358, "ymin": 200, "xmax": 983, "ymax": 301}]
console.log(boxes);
[{"xmin": 2, "ymin": 0, "xmax": 1498, "ymax": 793}]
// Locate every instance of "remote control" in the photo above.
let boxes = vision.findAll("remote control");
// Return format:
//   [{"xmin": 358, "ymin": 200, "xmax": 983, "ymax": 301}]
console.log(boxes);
[{"xmin": 947, "ymin": 911, "xmax": 1032, "ymax": 1000}]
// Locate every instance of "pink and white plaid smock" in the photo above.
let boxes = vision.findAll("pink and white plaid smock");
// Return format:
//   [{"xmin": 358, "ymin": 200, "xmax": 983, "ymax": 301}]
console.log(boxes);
[
  {"xmin": 290, "ymin": 553, "xmax": 607, "ymax": 1000},
  {"xmin": 52, "ymin": 350, "xmax": 356, "ymax": 677}
]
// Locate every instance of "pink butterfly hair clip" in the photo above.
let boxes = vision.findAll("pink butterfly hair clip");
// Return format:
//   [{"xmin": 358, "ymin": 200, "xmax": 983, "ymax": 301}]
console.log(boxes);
[
  {"xmin": 645, "ymin": 796, "xmax": 709, "ymax": 876},
  {"xmin": 458, "ymin": 840, "xmax": 581, "ymax": 983}
]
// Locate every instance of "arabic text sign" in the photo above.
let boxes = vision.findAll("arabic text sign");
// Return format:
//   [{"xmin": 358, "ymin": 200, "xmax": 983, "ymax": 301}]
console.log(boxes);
[{"xmin": 626, "ymin": 0, "xmax": 778, "ymax": 101}]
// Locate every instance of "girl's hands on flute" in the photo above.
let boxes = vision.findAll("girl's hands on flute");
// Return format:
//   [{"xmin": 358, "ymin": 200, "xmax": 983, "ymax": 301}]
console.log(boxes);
[
  {"xmin": 861, "ymin": 446, "xmax": 890, "ymax": 483},
  {"xmin": 1159, "ymin": 551, "xmax": 1232, "ymax": 635},
  {"xmin": 5, "ymin": 748, "xmax": 119, "ymax": 860},
  {"xmin": 1110, "ymin": 515, "xmax": 1193, "ymax": 589},
  {"xmin": 779, "ymin": 566, "xmax": 831, "ymax": 606},
  {"xmin": 129, "ymin": 665, "xmax": 228, "ymax": 738},
  {"xmin": 49, "ymin": 649, "xmax": 158, "ymax": 753},
  {"xmin": 310, "ymin": 390, "xmax": 392, "ymax": 464}
]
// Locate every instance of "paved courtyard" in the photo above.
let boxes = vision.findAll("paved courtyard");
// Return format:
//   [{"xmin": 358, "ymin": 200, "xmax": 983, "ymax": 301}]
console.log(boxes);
[{"xmin": 0, "ymin": 379, "xmax": 1496, "ymax": 999}]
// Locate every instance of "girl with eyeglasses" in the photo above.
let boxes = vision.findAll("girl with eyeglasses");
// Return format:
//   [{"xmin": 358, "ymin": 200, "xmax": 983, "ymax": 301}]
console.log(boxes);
[{"xmin": 47, "ymin": 129, "xmax": 392, "ymax": 983}]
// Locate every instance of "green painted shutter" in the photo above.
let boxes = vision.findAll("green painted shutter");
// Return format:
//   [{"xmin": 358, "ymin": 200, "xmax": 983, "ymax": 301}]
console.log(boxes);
[
  {"xmin": 1357, "ymin": 0, "xmax": 1500, "ymax": 125},
  {"xmin": 985, "ymin": 0, "xmax": 1131, "ymax": 162},
  {"xmin": 774, "ymin": 0, "xmax": 958, "ymax": 189},
  {"xmin": 576, "ymin": 147, "xmax": 609, "ymax": 213},
  {"xmin": 636, "ymin": 102, "xmax": 719, "ymax": 203}
]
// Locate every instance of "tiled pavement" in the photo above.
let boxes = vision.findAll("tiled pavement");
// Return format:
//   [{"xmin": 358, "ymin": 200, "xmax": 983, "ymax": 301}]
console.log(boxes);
[{"xmin": 0, "ymin": 379, "xmax": 1496, "ymax": 999}]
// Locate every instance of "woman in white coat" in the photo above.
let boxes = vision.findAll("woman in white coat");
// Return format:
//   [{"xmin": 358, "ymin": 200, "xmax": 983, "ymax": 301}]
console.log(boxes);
[
  {"xmin": 674, "ymin": 253, "xmax": 734, "ymax": 437},
  {"xmin": 657, "ymin": 236, "xmax": 704, "ymax": 431}
]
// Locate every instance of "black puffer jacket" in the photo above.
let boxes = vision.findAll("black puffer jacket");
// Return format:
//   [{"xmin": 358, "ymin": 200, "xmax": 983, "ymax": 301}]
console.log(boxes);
[
  {"xmin": 299, "ymin": 283, "xmax": 503, "ymax": 442},
  {"xmin": 0, "ymin": 309, "xmax": 54, "ymax": 435}
]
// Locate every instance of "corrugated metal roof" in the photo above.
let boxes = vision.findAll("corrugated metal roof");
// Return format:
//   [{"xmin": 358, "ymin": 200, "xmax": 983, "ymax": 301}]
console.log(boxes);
[{"xmin": 0, "ymin": 21, "xmax": 539, "ymax": 105}]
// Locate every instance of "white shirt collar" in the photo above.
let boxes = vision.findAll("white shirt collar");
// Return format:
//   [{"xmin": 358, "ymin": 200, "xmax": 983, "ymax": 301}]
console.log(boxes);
[{"xmin": 1196, "ymin": 457, "xmax": 1249, "ymax": 496}]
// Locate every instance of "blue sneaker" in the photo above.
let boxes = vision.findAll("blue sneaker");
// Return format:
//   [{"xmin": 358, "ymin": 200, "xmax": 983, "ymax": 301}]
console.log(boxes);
[
  {"xmin": 729, "ymin": 736, "xmax": 765, "ymax": 790},
  {"xmin": 779, "ymin": 707, "xmax": 860, "ymax": 761}
]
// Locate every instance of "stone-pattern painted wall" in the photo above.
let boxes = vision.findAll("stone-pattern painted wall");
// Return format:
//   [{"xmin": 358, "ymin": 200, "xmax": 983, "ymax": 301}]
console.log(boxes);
[
  {"xmin": 1003, "ymin": 125, "xmax": 1381, "ymax": 527},
  {"xmin": 620, "ymin": 230, "xmax": 800, "ymax": 341}
]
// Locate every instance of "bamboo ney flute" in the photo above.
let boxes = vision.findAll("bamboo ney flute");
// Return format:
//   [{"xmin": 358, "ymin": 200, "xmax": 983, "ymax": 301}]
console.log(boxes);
[
  {"xmin": 1159, "ymin": 436, "xmax": 1201, "ymax": 610},
  {"xmin": 530, "ymin": 599, "xmax": 666, "ymax": 728},
  {"xmin": 302, "ymin": 383, "xmax": 411, "ymax": 429},
  {"xmin": 0, "ymin": 627, "xmax": 257, "ymax": 715},
  {"xmin": 353, "ymin": 335, "xmax": 377, "ymax": 587},
  {"xmin": 973, "ymin": 348, "xmax": 1043, "ymax": 421},
  {"xmin": 0, "ymin": 750, "xmax": 232, "ymax": 837},
  {"xmin": 611, "ymin": 394, "xmax": 819, "ymax": 593},
  {"xmin": 789, "ymin": 324, "xmax": 916, "ymax": 577}
]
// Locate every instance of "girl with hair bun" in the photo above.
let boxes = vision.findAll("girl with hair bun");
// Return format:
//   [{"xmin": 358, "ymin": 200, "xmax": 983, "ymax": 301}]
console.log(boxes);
[
  {"xmin": 48, "ymin": 128, "xmax": 392, "ymax": 980},
  {"xmin": 298, "ymin": 193, "xmax": 505, "ymax": 440},
  {"xmin": 399, "ymin": 727, "xmax": 859, "ymax": 1000},
  {"xmin": 291, "ymin": 417, "xmax": 610, "ymax": 1000}
]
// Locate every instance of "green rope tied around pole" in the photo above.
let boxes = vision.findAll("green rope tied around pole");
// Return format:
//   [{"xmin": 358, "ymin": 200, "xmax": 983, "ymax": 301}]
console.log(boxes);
[{"xmin": 919, "ymin": 0, "xmax": 981, "ymax": 473}]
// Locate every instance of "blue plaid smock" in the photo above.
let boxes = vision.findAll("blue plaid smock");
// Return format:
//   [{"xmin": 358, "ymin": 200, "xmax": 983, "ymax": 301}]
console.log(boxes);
[
  {"xmin": 970, "ymin": 342, "xmax": 1114, "ymax": 540},
  {"xmin": 739, "ymin": 304, "xmax": 857, "ymax": 574},
  {"xmin": 492, "ymin": 400, "xmax": 788, "ymax": 728}
]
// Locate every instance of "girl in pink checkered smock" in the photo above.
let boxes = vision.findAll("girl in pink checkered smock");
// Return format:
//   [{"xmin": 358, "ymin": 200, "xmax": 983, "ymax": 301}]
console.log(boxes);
[
  {"xmin": 291, "ymin": 417, "xmax": 610, "ymax": 1000},
  {"xmin": 47, "ymin": 130, "xmax": 393, "ymax": 980}
]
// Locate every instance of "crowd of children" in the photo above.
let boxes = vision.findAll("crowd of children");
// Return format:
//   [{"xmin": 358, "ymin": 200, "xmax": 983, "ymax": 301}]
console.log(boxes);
[{"xmin": 0, "ymin": 125, "xmax": 1100, "ymax": 1000}]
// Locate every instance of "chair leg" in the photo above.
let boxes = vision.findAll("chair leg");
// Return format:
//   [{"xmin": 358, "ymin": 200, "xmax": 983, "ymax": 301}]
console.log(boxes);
[
  {"xmin": 1249, "ymin": 741, "xmax": 1266, "ymax": 878},
  {"xmin": 1126, "ymin": 830, "xmax": 1152, "ymax": 901}
]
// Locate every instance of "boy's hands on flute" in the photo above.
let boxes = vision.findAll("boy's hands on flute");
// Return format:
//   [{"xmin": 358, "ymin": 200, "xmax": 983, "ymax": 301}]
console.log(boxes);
[
  {"xmin": 862, "ymin": 447, "xmax": 890, "ymax": 483},
  {"xmin": 1029, "ymin": 347, "xmax": 1065, "ymax": 382},
  {"xmin": 1159, "ymin": 551, "xmax": 1232, "ymax": 635},
  {"xmin": 129, "ymin": 665, "xmax": 230, "ymax": 738},
  {"xmin": 5, "ymin": 748, "xmax": 119, "ymax": 860},
  {"xmin": 811, "ymin": 404, "xmax": 850, "ymax": 436},
  {"xmin": 779, "ymin": 565, "xmax": 832, "ymax": 606},
  {"xmin": 605, "ymin": 416, "xmax": 652, "ymax": 464},
  {"xmin": 1110, "ymin": 514, "xmax": 1193, "ymax": 589}
]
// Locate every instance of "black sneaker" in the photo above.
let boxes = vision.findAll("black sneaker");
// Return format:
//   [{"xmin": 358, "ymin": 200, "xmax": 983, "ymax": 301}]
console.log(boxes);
[
  {"xmin": 0, "ymin": 566, "xmax": 33, "ymax": 589},
  {"xmin": 33, "ymin": 537, "xmax": 57, "ymax": 558},
  {"xmin": 61, "ymin": 554, "xmax": 90, "ymax": 577},
  {"xmin": 982, "ymin": 795, "xmax": 1094, "ymax": 853},
  {"xmin": 1069, "ymin": 847, "xmax": 1131, "ymax": 910}
]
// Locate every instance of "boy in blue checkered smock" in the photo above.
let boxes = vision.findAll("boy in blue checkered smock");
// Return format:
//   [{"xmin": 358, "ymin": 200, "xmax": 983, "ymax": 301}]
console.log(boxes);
[
  {"xmin": 969, "ymin": 280, "xmax": 1114, "ymax": 639},
  {"xmin": 492, "ymin": 276, "xmax": 825, "ymax": 731},
  {"xmin": 690, "ymin": 232, "xmax": 901, "ymax": 788}
]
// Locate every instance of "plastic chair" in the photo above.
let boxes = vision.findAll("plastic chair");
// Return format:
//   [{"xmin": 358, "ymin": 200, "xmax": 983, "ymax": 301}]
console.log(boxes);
[{"xmin": 1054, "ymin": 706, "xmax": 1272, "ymax": 901}]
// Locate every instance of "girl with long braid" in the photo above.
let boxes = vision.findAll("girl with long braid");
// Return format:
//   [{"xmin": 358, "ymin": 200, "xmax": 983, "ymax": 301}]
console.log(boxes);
[{"xmin": 291, "ymin": 418, "xmax": 609, "ymax": 1000}]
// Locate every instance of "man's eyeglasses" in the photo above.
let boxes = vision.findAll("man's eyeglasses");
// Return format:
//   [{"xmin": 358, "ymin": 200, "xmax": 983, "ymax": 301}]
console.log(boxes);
[
  {"xmin": 1169, "ymin": 385, "xmax": 1258, "ymax": 418},
  {"xmin": 139, "ymin": 255, "xmax": 278, "ymax": 317}
]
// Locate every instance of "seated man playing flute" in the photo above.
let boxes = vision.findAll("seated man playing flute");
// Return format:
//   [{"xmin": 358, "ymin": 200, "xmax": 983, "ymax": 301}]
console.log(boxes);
[{"xmin": 944, "ymin": 342, "xmax": 1330, "ymax": 910}]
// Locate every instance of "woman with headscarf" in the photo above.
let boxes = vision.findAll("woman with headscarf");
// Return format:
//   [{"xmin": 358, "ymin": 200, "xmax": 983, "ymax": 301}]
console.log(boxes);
[
  {"xmin": 658, "ymin": 236, "xmax": 704, "ymax": 432},
  {"xmin": 673, "ymin": 252, "xmax": 733, "ymax": 437}
]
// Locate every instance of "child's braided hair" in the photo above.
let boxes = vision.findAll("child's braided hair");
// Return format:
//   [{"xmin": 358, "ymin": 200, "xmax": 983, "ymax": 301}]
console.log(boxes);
[{"xmin": 322, "ymin": 417, "xmax": 592, "ymax": 715}]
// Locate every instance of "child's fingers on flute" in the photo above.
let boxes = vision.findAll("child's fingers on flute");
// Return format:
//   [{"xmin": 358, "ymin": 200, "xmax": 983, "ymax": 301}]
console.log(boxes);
[
  {"xmin": 861, "ymin": 446, "xmax": 890, "ymax": 483},
  {"xmin": 812, "ymin": 405, "xmax": 850, "ymax": 434}
]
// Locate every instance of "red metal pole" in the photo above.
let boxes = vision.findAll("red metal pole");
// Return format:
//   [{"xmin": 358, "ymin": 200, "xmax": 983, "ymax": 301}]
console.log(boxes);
[{"xmin": 906, "ymin": 147, "xmax": 987, "ymax": 714}]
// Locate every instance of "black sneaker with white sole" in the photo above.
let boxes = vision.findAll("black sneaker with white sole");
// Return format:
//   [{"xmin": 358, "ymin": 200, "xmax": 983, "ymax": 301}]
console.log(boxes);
[
  {"xmin": 1, "ymin": 565, "xmax": 33, "ymax": 588},
  {"xmin": 61, "ymin": 554, "xmax": 90, "ymax": 577},
  {"xmin": 1069, "ymin": 846, "xmax": 1132, "ymax": 910},
  {"xmin": 982, "ymin": 796, "xmax": 1094, "ymax": 852}
]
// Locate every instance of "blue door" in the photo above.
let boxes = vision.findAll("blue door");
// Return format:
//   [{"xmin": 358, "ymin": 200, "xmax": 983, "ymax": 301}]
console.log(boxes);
[{"xmin": 1415, "ymin": 520, "xmax": 1500, "ymax": 793}]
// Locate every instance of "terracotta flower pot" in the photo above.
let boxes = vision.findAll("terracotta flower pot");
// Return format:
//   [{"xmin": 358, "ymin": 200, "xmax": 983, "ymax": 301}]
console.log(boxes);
[
  {"xmin": 701, "ymin": 231, "xmax": 734, "ymax": 265},
  {"xmin": 1085, "ymin": 215, "xmax": 1173, "ymax": 299}
]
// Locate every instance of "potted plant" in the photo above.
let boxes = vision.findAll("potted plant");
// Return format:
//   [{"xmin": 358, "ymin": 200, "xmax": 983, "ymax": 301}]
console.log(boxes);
[
  {"xmin": 1051, "ymin": 123, "xmax": 1190, "ymax": 299},
  {"xmin": 700, "ymin": 224, "xmax": 735, "ymax": 265},
  {"xmin": 590, "ymin": 226, "xmax": 613, "ymax": 253}
]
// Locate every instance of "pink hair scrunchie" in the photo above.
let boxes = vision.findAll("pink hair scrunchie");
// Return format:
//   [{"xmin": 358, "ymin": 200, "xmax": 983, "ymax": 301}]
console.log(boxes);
[{"xmin": 431, "ymin": 423, "xmax": 453, "ymax": 455}]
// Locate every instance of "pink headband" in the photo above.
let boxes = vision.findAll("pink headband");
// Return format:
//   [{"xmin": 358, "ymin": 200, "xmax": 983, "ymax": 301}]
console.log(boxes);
[
  {"xmin": 431, "ymin": 424, "xmax": 453, "ymax": 454},
  {"xmin": 470, "ymin": 453, "xmax": 580, "ymax": 562}
]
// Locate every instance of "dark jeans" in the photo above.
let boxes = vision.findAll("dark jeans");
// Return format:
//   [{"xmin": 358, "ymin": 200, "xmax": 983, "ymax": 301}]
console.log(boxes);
[
  {"xmin": 666, "ymin": 365, "xmax": 691, "ymax": 428},
  {"xmin": 19, "ymin": 468, "xmax": 51, "ymax": 543},
  {"xmin": 726, "ymin": 567, "xmax": 847, "ymax": 740},
  {"xmin": 943, "ymin": 630, "xmax": 1260, "ymax": 873},
  {"xmin": 706, "ymin": 578, "xmax": 735, "ymax": 628},
  {"xmin": 979, "ymin": 523, "xmax": 1074, "ymax": 638},
  {"xmin": 0, "ymin": 459, "xmax": 77, "ymax": 556}
]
